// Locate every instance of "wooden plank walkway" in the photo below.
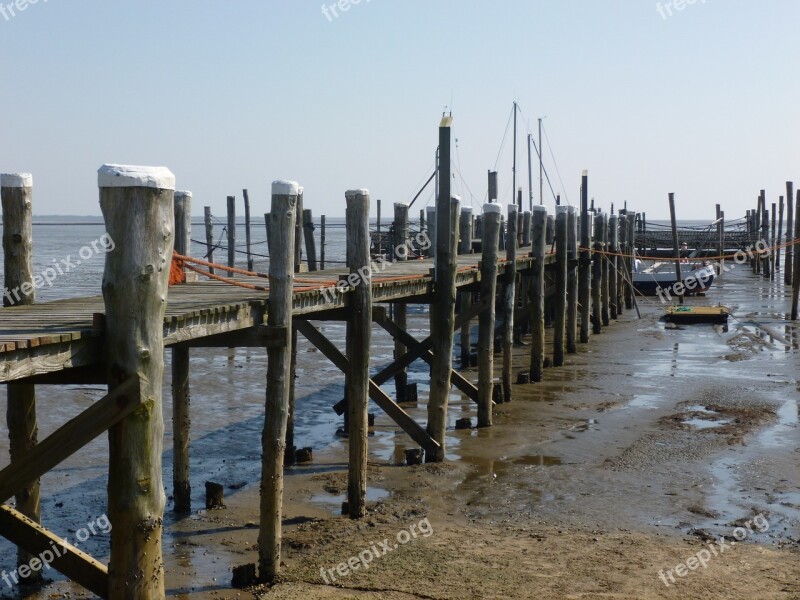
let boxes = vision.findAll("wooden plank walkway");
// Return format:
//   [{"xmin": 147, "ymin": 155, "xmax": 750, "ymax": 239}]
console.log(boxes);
[{"xmin": 0, "ymin": 249, "xmax": 549, "ymax": 383}]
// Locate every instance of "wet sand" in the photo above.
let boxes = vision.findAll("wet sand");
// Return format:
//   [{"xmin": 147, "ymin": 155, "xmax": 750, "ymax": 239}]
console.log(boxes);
[{"xmin": 2, "ymin": 264, "xmax": 799, "ymax": 599}]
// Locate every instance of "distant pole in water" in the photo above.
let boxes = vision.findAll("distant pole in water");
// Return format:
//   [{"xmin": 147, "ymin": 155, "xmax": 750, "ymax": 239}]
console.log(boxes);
[
  {"xmin": 785, "ymin": 182, "xmax": 794, "ymax": 286},
  {"xmin": 668, "ymin": 193, "xmax": 684, "ymax": 305},
  {"xmin": 777, "ymin": 196, "xmax": 784, "ymax": 271},
  {"xmin": 295, "ymin": 189, "xmax": 304, "ymax": 273},
  {"xmin": 527, "ymin": 133, "xmax": 534, "ymax": 211},
  {"xmin": 579, "ymin": 170, "xmax": 591, "ymax": 343},
  {"xmin": 227, "ymin": 195, "xmax": 236, "ymax": 269},
  {"xmin": 320, "ymin": 214, "xmax": 326, "ymax": 270},
  {"xmin": 204, "ymin": 206, "xmax": 215, "ymax": 274},
  {"xmin": 792, "ymin": 189, "xmax": 800, "ymax": 318},
  {"xmin": 244, "ymin": 189, "xmax": 254, "ymax": 271},
  {"xmin": 488, "ymin": 170, "xmax": 498, "ymax": 203}
]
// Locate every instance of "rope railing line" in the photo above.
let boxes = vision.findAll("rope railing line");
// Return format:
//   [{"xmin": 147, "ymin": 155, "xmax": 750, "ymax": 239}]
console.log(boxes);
[{"xmin": 581, "ymin": 237, "xmax": 800, "ymax": 262}]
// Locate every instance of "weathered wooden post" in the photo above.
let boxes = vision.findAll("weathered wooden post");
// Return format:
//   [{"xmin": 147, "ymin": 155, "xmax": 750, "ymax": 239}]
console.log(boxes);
[
  {"xmin": 579, "ymin": 171, "xmax": 591, "ymax": 343},
  {"xmin": 1, "ymin": 173, "xmax": 41, "ymax": 582},
  {"xmin": 320, "ymin": 215, "xmax": 326, "ymax": 270},
  {"xmin": 566, "ymin": 206, "xmax": 579, "ymax": 353},
  {"xmin": 244, "ymin": 189, "xmax": 254, "ymax": 271},
  {"xmin": 600, "ymin": 213, "xmax": 610, "ymax": 326},
  {"xmin": 227, "ymin": 195, "xmax": 236, "ymax": 269},
  {"xmin": 777, "ymin": 197, "xmax": 784, "ymax": 271},
  {"xmin": 173, "ymin": 190, "xmax": 192, "ymax": 513},
  {"xmin": 303, "ymin": 209, "xmax": 318, "ymax": 271},
  {"xmin": 626, "ymin": 214, "xmax": 636, "ymax": 309},
  {"xmin": 785, "ymin": 182, "xmax": 794, "ymax": 285},
  {"xmin": 591, "ymin": 212, "xmax": 603, "ymax": 333},
  {"xmin": 259, "ymin": 180, "xmax": 298, "ymax": 582},
  {"xmin": 522, "ymin": 210, "xmax": 532, "ymax": 247},
  {"xmin": 264, "ymin": 213, "xmax": 271, "ymax": 248},
  {"xmin": 344, "ymin": 189, "xmax": 372, "ymax": 517},
  {"xmin": 204, "ymin": 206, "xmax": 215, "ymax": 274},
  {"xmin": 792, "ymin": 190, "xmax": 800, "ymax": 317},
  {"xmin": 553, "ymin": 206, "xmax": 568, "ymax": 367},
  {"xmin": 427, "ymin": 114, "xmax": 457, "ymax": 462},
  {"xmin": 668, "ymin": 194, "xmax": 684, "ymax": 305},
  {"xmin": 393, "ymin": 202, "xmax": 409, "ymax": 402},
  {"xmin": 426, "ymin": 206, "xmax": 436, "ymax": 258},
  {"xmin": 502, "ymin": 204, "xmax": 517, "ymax": 402},
  {"xmin": 771, "ymin": 202, "xmax": 777, "ymax": 280},
  {"xmin": 99, "ymin": 164, "xmax": 174, "ymax": 597},
  {"xmin": 530, "ymin": 206, "xmax": 547, "ymax": 381},
  {"xmin": 477, "ymin": 204, "xmax": 501, "ymax": 427},
  {"xmin": 459, "ymin": 207, "xmax": 473, "ymax": 369},
  {"xmin": 295, "ymin": 190, "xmax": 304, "ymax": 272},
  {"xmin": 609, "ymin": 213, "xmax": 619, "ymax": 319}
]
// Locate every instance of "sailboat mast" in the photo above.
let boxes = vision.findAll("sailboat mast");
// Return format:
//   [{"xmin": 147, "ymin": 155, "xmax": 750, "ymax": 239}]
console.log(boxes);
[
  {"xmin": 527, "ymin": 133, "xmax": 533, "ymax": 212},
  {"xmin": 538, "ymin": 117, "xmax": 543, "ymax": 206},
  {"xmin": 512, "ymin": 102, "xmax": 518, "ymax": 210}
]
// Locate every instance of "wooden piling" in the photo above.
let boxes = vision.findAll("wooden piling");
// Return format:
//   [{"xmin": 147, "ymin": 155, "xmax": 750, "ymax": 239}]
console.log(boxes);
[
  {"xmin": 530, "ymin": 206, "xmax": 547, "ymax": 381},
  {"xmin": 608, "ymin": 213, "xmax": 619, "ymax": 320},
  {"xmin": 1, "ymin": 173, "xmax": 41, "ymax": 581},
  {"xmin": 618, "ymin": 214, "xmax": 627, "ymax": 314},
  {"xmin": 427, "ymin": 116, "xmax": 457, "ymax": 462},
  {"xmin": 426, "ymin": 206, "xmax": 436, "ymax": 258},
  {"xmin": 600, "ymin": 213, "xmax": 610, "ymax": 326},
  {"xmin": 303, "ymin": 209, "xmax": 318, "ymax": 271},
  {"xmin": 522, "ymin": 210, "xmax": 532, "ymax": 247},
  {"xmin": 777, "ymin": 197, "xmax": 784, "ymax": 272},
  {"xmin": 393, "ymin": 202, "xmax": 409, "ymax": 402},
  {"xmin": 172, "ymin": 190, "xmax": 192, "ymax": 513},
  {"xmin": 785, "ymin": 182, "xmax": 794, "ymax": 285},
  {"xmin": 98, "ymin": 164, "xmax": 174, "ymax": 596},
  {"xmin": 259, "ymin": 180, "xmax": 298, "ymax": 582},
  {"xmin": 591, "ymin": 213, "xmax": 603, "ymax": 333},
  {"xmin": 771, "ymin": 202, "xmax": 777, "ymax": 280},
  {"xmin": 345, "ymin": 189, "xmax": 371, "ymax": 518},
  {"xmin": 792, "ymin": 190, "xmax": 800, "ymax": 318},
  {"xmin": 553, "ymin": 206, "xmax": 568, "ymax": 367},
  {"xmin": 477, "ymin": 204, "xmax": 501, "ymax": 427},
  {"xmin": 295, "ymin": 190, "xmax": 304, "ymax": 272},
  {"xmin": 227, "ymin": 195, "xmax": 236, "ymax": 269},
  {"xmin": 566, "ymin": 206, "xmax": 578, "ymax": 353},
  {"xmin": 459, "ymin": 207, "xmax": 474, "ymax": 369},
  {"xmin": 502, "ymin": 204, "xmax": 518, "ymax": 401},
  {"xmin": 244, "ymin": 189, "xmax": 254, "ymax": 271},
  {"xmin": 204, "ymin": 206, "xmax": 215, "ymax": 274},
  {"xmin": 668, "ymin": 194, "xmax": 683, "ymax": 304},
  {"xmin": 579, "ymin": 171, "xmax": 591, "ymax": 343},
  {"xmin": 320, "ymin": 215, "xmax": 326, "ymax": 270},
  {"xmin": 626, "ymin": 214, "xmax": 635, "ymax": 309}
]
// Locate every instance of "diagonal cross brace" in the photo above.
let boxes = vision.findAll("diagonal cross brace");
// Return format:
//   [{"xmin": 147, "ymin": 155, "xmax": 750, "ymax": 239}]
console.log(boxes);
[{"xmin": 294, "ymin": 319, "xmax": 439, "ymax": 454}]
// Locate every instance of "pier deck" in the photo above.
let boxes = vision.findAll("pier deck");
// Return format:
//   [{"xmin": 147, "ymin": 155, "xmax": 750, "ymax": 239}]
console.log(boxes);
[{"xmin": 0, "ymin": 250, "xmax": 546, "ymax": 384}]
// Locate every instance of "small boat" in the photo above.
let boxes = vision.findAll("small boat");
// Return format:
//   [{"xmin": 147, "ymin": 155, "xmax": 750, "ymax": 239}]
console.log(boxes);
[
  {"xmin": 632, "ymin": 262, "xmax": 716, "ymax": 297},
  {"xmin": 664, "ymin": 305, "xmax": 730, "ymax": 324}
]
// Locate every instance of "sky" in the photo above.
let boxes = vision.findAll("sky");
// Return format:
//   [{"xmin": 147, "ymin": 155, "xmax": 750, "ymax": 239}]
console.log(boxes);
[{"xmin": 0, "ymin": 0, "xmax": 798, "ymax": 220}]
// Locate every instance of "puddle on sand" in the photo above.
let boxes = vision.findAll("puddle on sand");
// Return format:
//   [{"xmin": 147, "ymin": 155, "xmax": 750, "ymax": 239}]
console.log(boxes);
[
  {"xmin": 682, "ymin": 417, "xmax": 731, "ymax": 430},
  {"xmin": 311, "ymin": 487, "xmax": 390, "ymax": 513}
]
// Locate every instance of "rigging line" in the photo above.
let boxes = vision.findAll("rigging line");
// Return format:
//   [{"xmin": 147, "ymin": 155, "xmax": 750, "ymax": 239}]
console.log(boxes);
[
  {"xmin": 451, "ymin": 159, "xmax": 479, "ymax": 209},
  {"xmin": 529, "ymin": 134, "xmax": 560, "ymax": 204},
  {"xmin": 540, "ymin": 120, "xmax": 571, "ymax": 206},
  {"xmin": 405, "ymin": 160, "xmax": 437, "ymax": 204},
  {"xmin": 491, "ymin": 103, "xmax": 515, "ymax": 177}
]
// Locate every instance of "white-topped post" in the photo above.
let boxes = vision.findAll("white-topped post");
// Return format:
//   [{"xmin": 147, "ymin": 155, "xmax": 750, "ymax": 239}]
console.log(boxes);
[
  {"xmin": 98, "ymin": 163, "xmax": 174, "ymax": 597},
  {"xmin": 477, "ymin": 203, "xmax": 502, "ymax": 427},
  {"xmin": 1, "ymin": 172, "xmax": 41, "ymax": 582}
]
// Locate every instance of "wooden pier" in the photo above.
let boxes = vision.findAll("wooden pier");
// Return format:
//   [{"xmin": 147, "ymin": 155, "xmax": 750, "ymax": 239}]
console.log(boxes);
[{"xmin": 1, "ymin": 128, "xmax": 796, "ymax": 597}]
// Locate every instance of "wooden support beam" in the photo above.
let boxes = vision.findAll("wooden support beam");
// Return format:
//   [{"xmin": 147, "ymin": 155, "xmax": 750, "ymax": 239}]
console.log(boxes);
[
  {"xmin": 0, "ymin": 376, "xmax": 140, "ymax": 504},
  {"xmin": 0, "ymin": 505, "xmax": 109, "ymax": 598},
  {"xmin": 295, "ymin": 318, "xmax": 439, "ymax": 453}
]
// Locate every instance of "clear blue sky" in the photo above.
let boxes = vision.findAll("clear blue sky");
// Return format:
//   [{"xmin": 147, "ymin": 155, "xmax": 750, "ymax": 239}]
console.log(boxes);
[{"xmin": 1, "ymin": 0, "xmax": 797, "ymax": 219}]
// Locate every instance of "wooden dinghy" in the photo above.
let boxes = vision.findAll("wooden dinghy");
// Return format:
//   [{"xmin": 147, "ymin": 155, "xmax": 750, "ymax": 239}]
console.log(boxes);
[{"xmin": 664, "ymin": 305, "xmax": 730, "ymax": 324}]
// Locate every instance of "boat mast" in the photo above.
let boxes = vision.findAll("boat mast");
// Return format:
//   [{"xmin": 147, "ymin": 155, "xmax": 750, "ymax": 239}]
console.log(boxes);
[
  {"xmin": 527, "ymin": 133, "xmax": 533, "ymax": 212},
  {"xmin": 538, "ymin": 117, "xmax": 543, "ymax": 206},
  {"xmin": 512, "ymin": 102, "xmax": 518, "ymax": 210}
]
